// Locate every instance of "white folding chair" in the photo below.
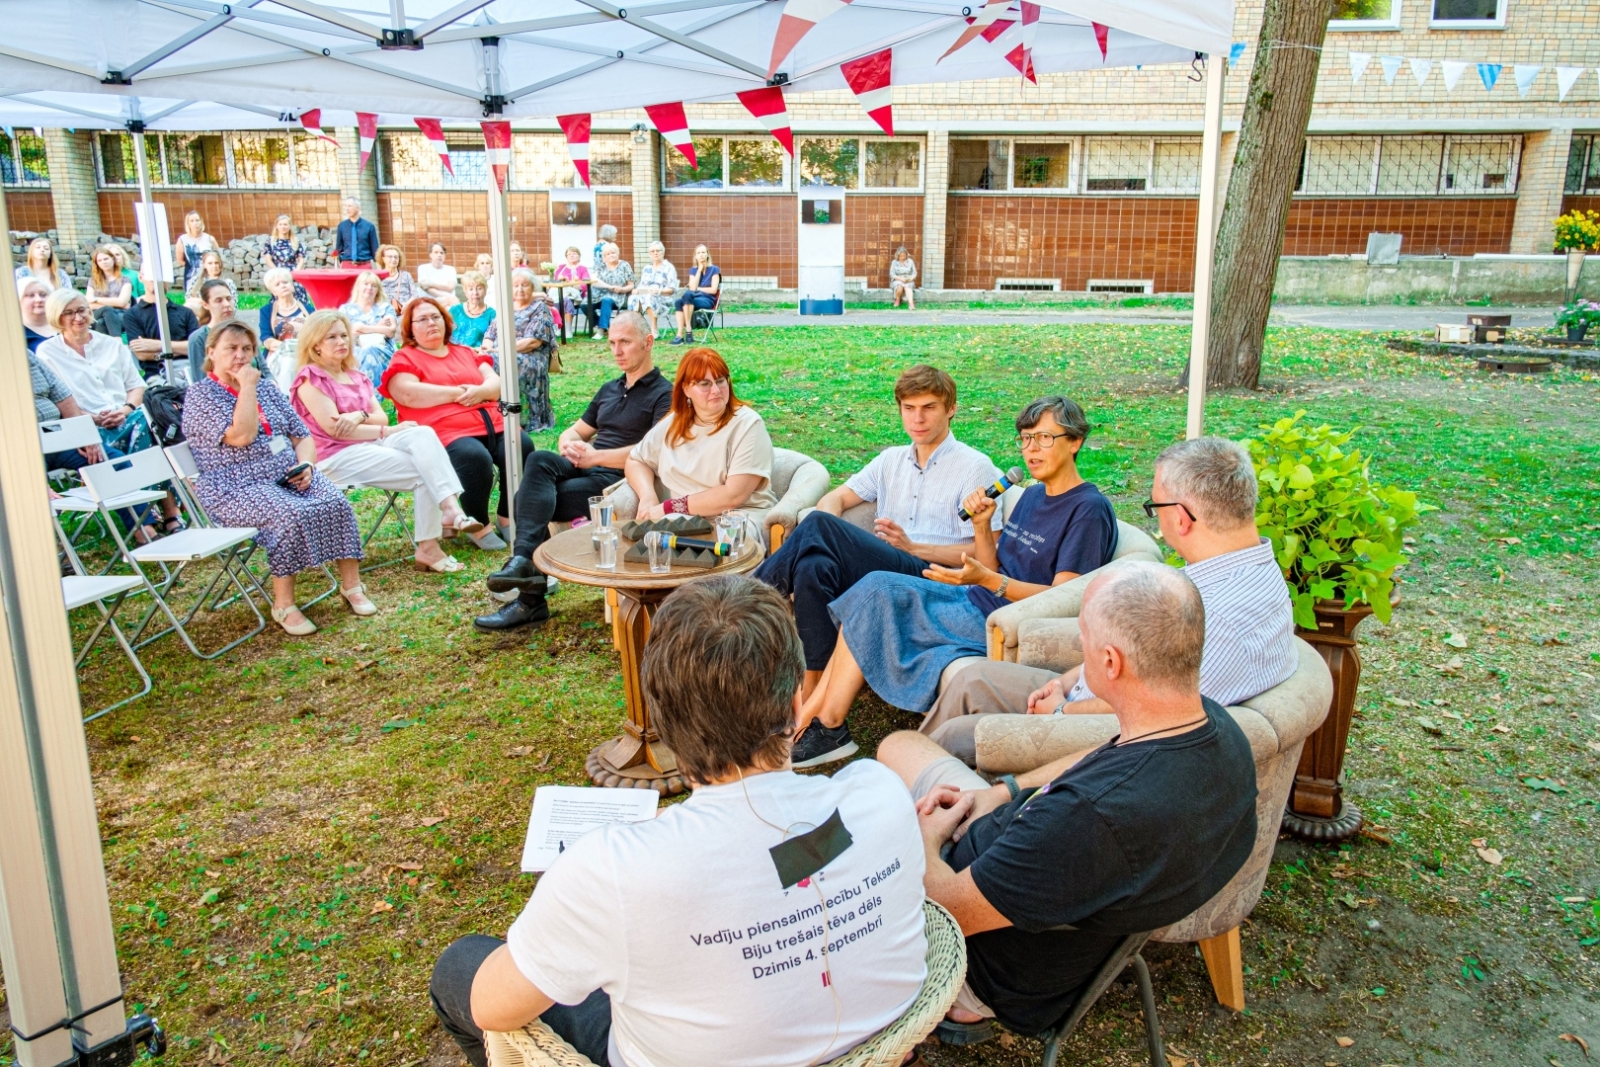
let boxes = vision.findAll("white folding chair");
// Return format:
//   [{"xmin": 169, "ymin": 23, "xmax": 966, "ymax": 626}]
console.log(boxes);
[
  {"xmin": 330, "ymin": 480, "xmax": 414, "ymax": 573},
  {"xmin": 79, "ymin": 449, "xmax": 268, "ymax": 660},
  {"xmin": 62, "ymin": 574, "xmax": 153, "ymax": 721},
  {"xmin": 39, "ymin": 415, "xmax": 167, "ymax": 574}
]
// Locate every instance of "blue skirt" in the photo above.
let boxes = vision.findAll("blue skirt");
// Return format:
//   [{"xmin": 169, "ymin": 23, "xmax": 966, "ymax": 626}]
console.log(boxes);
[{"xmin": 829, "ymin": 572, "xmax": 990, "ymax": 713}]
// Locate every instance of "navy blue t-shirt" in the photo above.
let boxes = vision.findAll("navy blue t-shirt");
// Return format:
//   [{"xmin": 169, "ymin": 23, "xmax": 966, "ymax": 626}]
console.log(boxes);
[
  {"xmin": 967, "ymin": 480, "xmax": 1117, "ymax": 615},
  {"xmin": 951, "ymin": 698, "xmax": 1258, "ymax": 1035}
]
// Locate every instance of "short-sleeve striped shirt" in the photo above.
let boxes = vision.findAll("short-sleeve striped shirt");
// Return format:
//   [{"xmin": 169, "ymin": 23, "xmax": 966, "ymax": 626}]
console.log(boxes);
[
  {"xmin": 1069, "ymin": 538, "xmax": 1297, "ymax": 708},
  {"xmin": 844, "ymin": 433, "xmax": 1003, "ymax": 546}
]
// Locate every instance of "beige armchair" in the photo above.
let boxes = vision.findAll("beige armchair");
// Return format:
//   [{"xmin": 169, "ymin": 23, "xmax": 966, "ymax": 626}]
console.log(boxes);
[{"xmin": 969, "ymin": 638, "xmax": 1333, "ymax": 1013}]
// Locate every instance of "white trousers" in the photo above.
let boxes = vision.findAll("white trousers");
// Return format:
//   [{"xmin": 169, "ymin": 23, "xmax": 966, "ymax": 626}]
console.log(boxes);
[{"xmin": 316, "ymin": 426, "xmax": 463, "ymax": 543}]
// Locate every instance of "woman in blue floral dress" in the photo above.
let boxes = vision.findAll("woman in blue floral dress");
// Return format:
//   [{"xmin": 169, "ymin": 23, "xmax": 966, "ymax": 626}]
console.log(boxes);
[{"xmin": 481, "ymin": 268, "xmax": 557, "ymax": 433}]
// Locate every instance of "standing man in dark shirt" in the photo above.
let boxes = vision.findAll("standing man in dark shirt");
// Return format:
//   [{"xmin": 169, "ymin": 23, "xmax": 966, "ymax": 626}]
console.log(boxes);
[
  {"xmin": 123, "ymin": 271, "xmax": 200, "ymax": 378},
  {"xmin": 334, "ymin": 197, "xmax": 380, "ymax": 268},
  {"xmin": 877, "ymin": 561, "xmax": 1259, "ymax": 1040},
  {"xmin": 476, "ymin": 311, "xmax": 673, "ymax": 632}
]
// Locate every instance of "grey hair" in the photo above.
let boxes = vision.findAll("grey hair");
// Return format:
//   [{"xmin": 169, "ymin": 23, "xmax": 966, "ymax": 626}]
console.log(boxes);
[
  {"xmin": 601, "ymin": 241, "xmax": 620, "ymax": 258},
  {"xmin": 1155, "ymin": 437, "xmax": 1258, "ymax": 530},
  {"xmin": 511, "ymin": 266, "xmax": 540, "ymax": 286},
  {"xmin": 1080, "ymin": 561, "xmax": 1206, "ymax": 692},
  {"xmin": 598, "ymin": 224, "xmax": 618, "ymax": 241},
  {"xmin": 262, "ymin": 266, "xmax": 294, "ymax": 290},
  {"xmin": 607, "ymin": 309, "xmax": 651, "ymax": 339},
  {"xmin": 649, "ymin": 240, "xmax": 666, "ymax": 254},
  {"xmin": 1015, "ymin": 395, "xmax": 1091, "ymax": 441}
]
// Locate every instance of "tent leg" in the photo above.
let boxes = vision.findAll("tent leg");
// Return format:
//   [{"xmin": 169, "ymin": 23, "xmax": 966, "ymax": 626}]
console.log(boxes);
[
  {"xmin": 486, "ymin": 158, "xmax": 522, "ymax": 546},
  {"xmin": 1185, "ymin": 52, "xmax": 1226, "ymax": 440},
  {"xmin": 131, "ymin": 126, "xmax": 175, "ymax": 372}
]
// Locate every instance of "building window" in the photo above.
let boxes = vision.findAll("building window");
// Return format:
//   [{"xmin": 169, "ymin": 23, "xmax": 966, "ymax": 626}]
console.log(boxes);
[
  {"xmin": 0, "ymin": 129, "xmax": 49, "ymax": 187},
  {"xmin": 1294, "ymin": 134, "xmax": 1519, "ymax": 195},
  {"xmin": 164, "ymin": 133, "xmax": 228, "ymax": 186},
  {"xmin": 1565, "ymin": 135, "xmax": 1600, "ymax": 195},
  {"xmin": 1013, "ymin": 142, "xmax": 1072, "ymax": 189},
  {"xmin": 1298, "ymin": 137, "xmax": 1380, "ymax": 194},
  {"xmin": 1430, "ymin": 0, "xmax": 1503, "ymax": 27},
  {"xmin": 796, "ymin": 137, "xmax": 921, "ymax": 191},
  {"xmin": 1150, "ymin": 141, "xmax": 1202, "ymax": 193},
  {"xmin": 951, "ymin": 139, "xmax": 1009, "ymax": 190},
  {"xmin": 508, "ymin": 133, "xmax": 631, "ymax": 190},
  {"xmin": 1375, "ymin": 136, "xmax": 1445, "ymax": 194},
  {"xmin": 376, "ymin": 131, "xmax": 486, "ymax": 189},
  {"xmin": 1328, "ymin": 0, "xmax": 1400, "ymax": 30},
  {"xmin": 1443, "ymin": 137, "xmax": 1513, "ymax": 193},
  {"xmin": 952, "ymin": 136, "xmax": 1198, "ymax": 194},
  {"xmin": 864, "ymin": 141, "xmax": 921, "ymax": 188},
  {"xmin": 800, "ymin": 138, "xmax": 859, "ymax": 188},
  {"xmin": 663, "ymin": 135, "xmax": 792, "ymax": 191},
  {"xmin": 95, "ymin": 130, "xmax": 336, "ymax": 189}
]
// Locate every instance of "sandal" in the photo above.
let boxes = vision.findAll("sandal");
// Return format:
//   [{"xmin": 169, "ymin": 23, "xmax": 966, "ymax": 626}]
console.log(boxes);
[
  {"xmin": 416, "ymin": 554, "xmax": 465, "ymax": 573},
  {"xmin": 341, "ymin": 584, "xmax": 378, "ymax": 616},
  {"xmin": 163, "ymin": 515, "xmax": 188, "ymax": 535},
  {"xmin": 444, "ymin": 512, "xmax": 486, "ymax": 536},
  {"xmin": 271, "ymin": 605, "xmax": 318, "ymax": 636}
]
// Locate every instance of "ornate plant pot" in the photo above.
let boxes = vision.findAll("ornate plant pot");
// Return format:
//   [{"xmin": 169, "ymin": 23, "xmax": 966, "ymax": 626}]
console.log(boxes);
[
  {"xmin": 1567, "ymin": 247, "xmax": 1587, "ymax": 298},
  {"xmin": 1282, "ymin": 599, "xmax": 1376, "ymax": 843}
]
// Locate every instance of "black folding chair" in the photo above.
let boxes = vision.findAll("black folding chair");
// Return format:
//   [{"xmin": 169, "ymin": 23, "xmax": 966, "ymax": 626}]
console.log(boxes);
[
  {"xmin": 1038, "ymin": 932, "xmax": 1164, "ymax": 1067},
  {"xmin": 690, "ymin": 290, "xmax": 724, "ymax": 341}
]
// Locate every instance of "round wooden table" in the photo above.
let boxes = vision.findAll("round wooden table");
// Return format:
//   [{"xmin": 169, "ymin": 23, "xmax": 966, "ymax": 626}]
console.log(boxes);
[{"xmin": 533, "ymin": 525, "xmax": 764, "ymax": 796}]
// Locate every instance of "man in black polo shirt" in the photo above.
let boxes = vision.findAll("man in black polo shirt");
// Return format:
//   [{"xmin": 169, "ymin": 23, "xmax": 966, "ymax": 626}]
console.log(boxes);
[
  {"xmin": 476, "ymin": 311, "xmax": 673, "ymax": 631},
  {"xmin": 123, "ymin": 274, "xmax": 200, "ymax": 379}
]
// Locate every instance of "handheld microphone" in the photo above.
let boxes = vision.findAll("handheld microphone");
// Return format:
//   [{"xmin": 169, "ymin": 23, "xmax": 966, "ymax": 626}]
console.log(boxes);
[
  {"xmin": 663, "ymin": 534, "xmax": 731, "ymax": 556},
  {"xmin": 960, "ymin": 467, "xmax": 1025, "ymax": 521}
]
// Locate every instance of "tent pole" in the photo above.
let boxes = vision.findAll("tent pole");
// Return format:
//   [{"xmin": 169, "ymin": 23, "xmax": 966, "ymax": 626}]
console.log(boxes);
[
  {"xmin": 483, "ymin": 41, "xmax": 521, "ymax": 545},
  {"xmin": 130, "ymin": 124, "xmax": 177, "ymax": 381},
  {"xmin": 1185, "ymin": 52, "xmax": 1226, "ymax": 440}
]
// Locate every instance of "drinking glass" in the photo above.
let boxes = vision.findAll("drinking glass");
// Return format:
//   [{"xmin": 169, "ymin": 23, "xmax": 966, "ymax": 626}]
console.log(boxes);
[
  {"xmin": 589, "ymin": 495, "xmax": 615, "ymax": 548},
  {"xmin": 646, "ymin": 531, "xmax": 671, "ymax": 573},
  {"xmin": 595, "ymin": 529, "xmax": 618, "ymax": 570},
  {"xmin": 721, "ymin": 510, "xmax": 749, "ymax": 552},
  {"xmin": 715, "ymin": 511, "xmax": 741, "ymax": 550}
]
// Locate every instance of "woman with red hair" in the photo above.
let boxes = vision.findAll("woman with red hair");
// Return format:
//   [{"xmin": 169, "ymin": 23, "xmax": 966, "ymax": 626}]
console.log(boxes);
[
  {"xmin": 624, "ymin": 347, "xmax": 774, "ymax": 521},
  {"xmin": 381, "ymin": 295, "xmax": 533, "ymax": 550}
]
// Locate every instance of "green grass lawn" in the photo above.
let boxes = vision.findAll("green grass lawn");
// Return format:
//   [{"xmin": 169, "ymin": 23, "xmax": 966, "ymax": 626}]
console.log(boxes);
[{"xmin": 9, "ymin": 324, "xmax": 1600, "ymax": 1067}]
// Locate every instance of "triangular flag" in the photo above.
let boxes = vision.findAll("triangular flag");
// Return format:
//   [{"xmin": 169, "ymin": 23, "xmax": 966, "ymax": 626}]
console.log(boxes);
[
  {"xmin": 1092, "ymin": 22, "xmax": 1109, "ymax": 62},
  {"xmin": 644, "ymin": 102, "xmax": 696, "ymax": 168},
  {"xmin": 1379, "ymin": 55, "xmax": 1403, "ymax": 86},
  {"xmin": 1012, "ymin": 2, "xmax": 1040, "ymax": 84},
  {"xmin": 1513, "ymin": 64, "xmax": 1541, "ymax": 98},
  {"xmin": 481, "ymin": 120, "xmax": 511, "ymax": 193},
  {"xmin": 1228, "ymin": 42, "xmax": 1245, "ymax": 69},
  {"xmin": 1408, "ymin": 57, "xmax": 1432, "ymax": 86},
  {"xmin": 941, "ymin": 0, "xmax": 1011, "ymax": 62},
  {"xmin": 299, "ymin": 108, "xmax": 339, "ymax": 146},
  {"xmin": 1441, "ymin": 59, "xmax": 1467, "ymax": 90},
  {"xmin": 841, "ymin": 48, "xmax": 894, "ymax": 136},
  {"xmin": 767, "ymin": 0, "xmax": 855, "ymax": 79},
  {"xmin": 357, "ymin": 112, "xmax": 378, "ymax": 171},
  {"xmin": 1476, "ymin": 62, "xmax": 1501, "ymax": 92},
  {"xmin": 737, "ymin": 87, "xmax": 794, "ymax": 156},
  {"xmin": 1556, "ymin": 65, "xmax": 1584, "ymax": 101},
  {"xmin": 1349, "ymin": 52, "xmax": 1371, "ymax": 83},
  {"xmin": 557, "ymin": 113, "xmax": 592, "ymax": 187},
  {"xmin": 414, "ymin": 118, "xmax": 453, "ymax": 175}
]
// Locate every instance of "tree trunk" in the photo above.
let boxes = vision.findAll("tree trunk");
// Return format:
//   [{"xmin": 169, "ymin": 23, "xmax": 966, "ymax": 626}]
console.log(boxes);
[{"xmin": 1205, "ymin": 0, "xmax": 1335, "ymax": 389}]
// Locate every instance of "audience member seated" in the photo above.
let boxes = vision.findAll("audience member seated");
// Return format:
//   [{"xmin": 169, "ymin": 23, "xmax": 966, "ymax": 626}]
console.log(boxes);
[
  {"xmin": 379, "ymin": 245, "xmax": 417, "ymax": 310},
  {"xmin": 629, "ymin": 241, "xmax": 677, "ymax": 337},
  {"xmin": 670, "ymin": 244, "xmax": 720, "ymax": 346},
  {"xmin": 15, "ymin": 236, "xmax": 67, "ymax": 291},
  {"xmin": 926, "ymin": 437, "xmax": 1299, "ymax": 763},
  {"xmin": 790, "ymin": 396, "xmax": 1116, "ymax": 768},
  {"xmin": 432, "ymin": 575, "xmax": 930, "ymax": 1067},
  {"xmin": 334, "ymin": 198, "xmax": 380, "ymax": 268},
  {"xmin": 290, "ymin": 310, "xmax": 482, "ymax": 575},
  {"xmin": 451, "ymin": 270, "xmax": 496, "ymax": 349},
  {"xmin": 876, "ymin": 562, "xmax": 1259, "ymax": 1042},
  {"xmin": 185, "ymin": 280, "xmax": 244, "ymax": 383},
  {"xmin": 590, "ymin": 242, "xmax": 635, "ymax": 341},
  {"xmin": 625, "ymin": 347, "xmax": 775, "ymax": 525},
  {"xmin": 38, "ymin": 290, "xmax": 156, "ymax": 459},
  {"xmin": 473, "ymin": 253, "xmax": 501, "ymax": 314},
  {"xmin": 184, "ymin": 249, "xmax": 233, "ymax": 311},
  {"xmin": 757, "ymin": 364, "xmax": 1002, "ymax": 699},
  {"xmin": 551, "ymin": 245, "xmax": 590, "ymax": 325},
  {"xmin": 475, "ymin": 311, "xmax": 672, "ymax": 632},
  {"xmin": 86, "ymin": 245, "xmax": 132, "ymax": 338},
  {"xmin": 417, "ymin": 242, "xmax": 461, "ymax": 306},
  {"xmin": 259, "ymin": 268, "xmax": 314, "ymax": 359},
  {"xmin": 18, "ymin": 277, "xmax": 59, "ymax": 353},
  {"xmin": 591, "ymin": 225, "xmax": 615, "ymax": 270},
  {"xmin": 183, "ymin": 321, "xmax": 374, "ymax": 636},
  {"xmin": 123, "ymin": 271, "xmax": 201, "ymax": 375},
  {"xmin": 481, "ymin": 267, "xmax": 557, "ymax": 433},
  {"xmin": 109, "ymin": 244, "xmax": 144, "ymax": 301},
  {"xmin": 340, "ymin": 270, "xmax": 398, "ymax": 382},
  {"xmin": 890, "ymin": 246, "xmax": 918, "ymax": 311},
  {"xmin": 381, "ymin": 296, "xmax": 532, "ymax": 552},
  {"xmin": 508, "ymin": 241, "xmax": 530, "ymax": 269},
  {"xmin": 176, "ymin": 212, "xmax": 220, "ymax": 295}
]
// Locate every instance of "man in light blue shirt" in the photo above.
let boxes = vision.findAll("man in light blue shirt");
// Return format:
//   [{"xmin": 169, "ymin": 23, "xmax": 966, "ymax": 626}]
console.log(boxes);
[{"xmin": 756, "ymin": 365, "xmax": 1002, "ymax": 765}]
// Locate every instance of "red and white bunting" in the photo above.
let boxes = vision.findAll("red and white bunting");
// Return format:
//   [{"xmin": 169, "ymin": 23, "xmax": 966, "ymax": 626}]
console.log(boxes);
[
  {"xmin": 481, "ymin": 120, "xmax": 512, "ymax": 192},
  {"xmin": 644, "ymin": 102, "xmax": 696, "ymax": 167},
  {"xmin": 557, "ymin": 113, "xmax": 592, "ymax": 187},
  {"xmin": 737, "ymin": 87, "xmax": 794, "ymax": 156},
  {"xmin": 299, "ymin": 108, "xmax": 339, "ymax": 146},
  {"xmin": 841, "ymin": 49, "xmax": 894, "ymax": 136},
  {"xmin": 940, "ymin": 0, "xmax": 1010, "ymax": 62},
  {"xmin": 356, "ymin": 112, "xmax": 378, "ymax": 171},
  {"xmin": 767, "ymin": 0, "xmax": 854, "ymax": 78},
  {"xmin": 1014, "ymin": 2, "xmax": 1040, "ymax": 82},
  {"xmin": 414, "ymin": 118, "xmax": 453, "ymax": 175},
  {"xmin": 1092, "ymin": 22, "xmax": 1109, "ymax": 61}
]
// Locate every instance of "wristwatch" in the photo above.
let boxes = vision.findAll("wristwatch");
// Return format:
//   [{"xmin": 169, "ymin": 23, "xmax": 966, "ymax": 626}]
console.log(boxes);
[{"xmin": 995, "ymin": 575, "xmax": 1011, "ymax": 599}]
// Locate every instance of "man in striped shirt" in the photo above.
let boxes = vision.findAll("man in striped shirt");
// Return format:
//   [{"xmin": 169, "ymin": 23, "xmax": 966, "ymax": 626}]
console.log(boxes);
[{"xmin": 924, "ymin": 436, "xmax": 1297, "ymax": 763}]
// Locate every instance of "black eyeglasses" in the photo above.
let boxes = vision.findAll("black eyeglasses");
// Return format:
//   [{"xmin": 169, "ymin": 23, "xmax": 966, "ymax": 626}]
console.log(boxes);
[{"xmin": 1143, "ymin": 498, "xmax": 1196, "ymax": 522}]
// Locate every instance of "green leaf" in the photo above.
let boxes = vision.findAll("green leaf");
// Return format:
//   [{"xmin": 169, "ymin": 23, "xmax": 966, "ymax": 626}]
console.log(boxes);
[
  {"xmin": 1522, "ymin": 777, "xmax": 1568, "ymax": 793},
  {"xmin": 1288, "ymin": 464, "xmax": 1316, "ymax": 490}
]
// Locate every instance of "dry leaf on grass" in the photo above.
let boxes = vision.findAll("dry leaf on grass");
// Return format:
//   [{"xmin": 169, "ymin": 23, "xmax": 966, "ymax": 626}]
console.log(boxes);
[
  {"xmin": 1476, "ymin": 847, "xmax": 1504, "ymax": 866},
  {"xmin": 1165, "ymin": 1052, "xmax": 1197, "ymax": 1067},
  {"xmin": 506, "ymin": 746, "xmax": 537, "ymax": 758},
  {"xmin": 1492, "ymin": 723, "xmax": 1512, "ymax": 734},
  {"xmin": 371, "ymin": 900, "xmax": 394, "ymax": 914},
  {"xmin": 1444, "ymin": 633, "xmax": 1469, "ymax": 648},
  {"xmin": 1560, "ymin": 1033, "xmax": 1590, "ymax": 1057},
  {"xmin": 1586, "ymin": 740, "xmax": 1600, "ymax": 754},
  {"xmin": 396, "ymin": 861, "xmax": 424, "ymax": 871},
  {"xmin": 420, "ymin": 817, "xmax": 445, "ymax": 827},
  {"xmin": 355, "ymin": 659, "xmax": 379, "ymax": 670},
  {"xmin": 1336, "ymin": 1036, "xmax": 1355, "ymax": 1048}
]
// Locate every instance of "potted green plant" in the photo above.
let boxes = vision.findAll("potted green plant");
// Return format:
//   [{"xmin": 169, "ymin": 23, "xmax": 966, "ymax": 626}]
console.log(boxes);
[
  {"xmin": 1556, "ymin": 299, "xmax": 1600, "ymax": 343},
  {"xmin": 1553, "ymin": 209, "xmax": 1600, "ymax": 301},
  {"xmin": 1245, "ymin": 413, "xmax": 1433, "ymax": 842}
]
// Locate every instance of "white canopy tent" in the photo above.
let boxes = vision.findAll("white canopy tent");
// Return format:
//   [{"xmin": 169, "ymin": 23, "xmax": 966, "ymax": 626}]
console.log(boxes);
[{"xmin": 0, "ymin": 3, "xmax": 1229, "ymax": 1063}]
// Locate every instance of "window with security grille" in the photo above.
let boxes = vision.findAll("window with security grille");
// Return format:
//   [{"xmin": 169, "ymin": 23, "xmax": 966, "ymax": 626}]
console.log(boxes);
[
  {"xmin": 163, "ymin": 133, "xmax": 227, "ymax": 186},
  {"xmin": 293, "ymin": 135, "xmax": 339, "ymax": 188},
  {"xmin": 588, "ymin": 136, "xmax": 632, "ymax": 187},
  {"xmin": 951, "ymin": 139, "xmax": 1008, "ymax": 190},
  {"xmin": 229, "ymin": 132, "xmax": 293, "ymax": 185},
  {"xmin": 1443, "ymin": 137, "xmax": 1515, "ymax": 194},
  {"xmin": 864, "ymin": 140, "xmax": 920, "ymax": 189},
  {"xmin": 1013, "ymin": 142, "xmax": 1071, "ymax": 189},
  {"xmin": 1085, "ymin": 138, "xmax": 1149, "ymax": 191},
  {"xmin": 1298, "ymin": 137, "xmax": 1379, "ymax": 194},
  {"xmin": 513, "ymin": 133, "xmax": 576, "ymax": 189},
  {"xmin": 1150, "ymin": 140, "xmax": 1201, "ymax": 192},
  {"xmin": 1375, "ymin": 136, "xmax": 1444, "ymax": 195},
  {"xmin": 1566, "ymin": 135, "xmax": 1600, "ymax": 194},
  {"xmin": 1433, "ymin": 0, "xmax": 1499, "ymax": 21},
  {"xmin": 376, "ymin": 131, "xmax": 484, "ymax": 189},
  {"xmin": 0, "ymin": 129, "xmax": 49, "ymax": 187}
]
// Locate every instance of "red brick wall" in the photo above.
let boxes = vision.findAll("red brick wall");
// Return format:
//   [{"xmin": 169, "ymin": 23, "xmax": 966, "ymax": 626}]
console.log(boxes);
[
  {"xmin": 1563, "ymin": 195, "xmax": 1600, "ymax": 216},
  {"xmin": 98, "ymin": 191, "xmax": 342, "ymax": 243},
  {"xmin": 4, "ymin": 191, "xmax": 56, "ymax": 234},
  {"xmin": 1283, "ymin": 197, "xmax": 1516, "ymax": 257},
  {"xmin": 849, "ymin": 196, "xmax": 923, "ymax": 287},
  {"xmin": 378, "ymin": 191, "xmax": 632, "ymax": 270},
  {"xmin": 945, "ymin": 196, "xmax": 1199, "ymax": 292},
  {"xmin": 662, "ymin": 195, "xmax": 797, "ymax": 287}
]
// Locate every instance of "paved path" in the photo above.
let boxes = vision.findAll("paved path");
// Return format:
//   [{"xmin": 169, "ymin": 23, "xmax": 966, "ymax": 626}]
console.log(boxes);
[{"xmin": 717, "ymin": 304, "xmax": 1555, "ymax": 331}]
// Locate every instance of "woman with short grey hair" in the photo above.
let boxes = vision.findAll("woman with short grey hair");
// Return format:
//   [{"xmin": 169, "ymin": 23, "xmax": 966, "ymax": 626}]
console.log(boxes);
[
  {"xmin": 628, "ymin": 240, "xmax": 678, "ymax": 337},
  {"xmin": 589, "ymin": 241, "xmax": 635, "ymax": 340},
  {"xmin": 482, "ymin": 267, "xmax": 557, "ymax": 432}
]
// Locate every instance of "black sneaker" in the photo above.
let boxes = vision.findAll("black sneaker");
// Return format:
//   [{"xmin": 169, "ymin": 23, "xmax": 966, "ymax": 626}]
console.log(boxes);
[
  {"xmin": 790, "ymin": 721, "xmax": 858, "ymax": 768},
  {"xmin": 486, "ymin": 555, "xmax": 543, "ymax": 593},
  {"xmin": 473, "ymin": 596, "xmax": 550, "ymax": 632}
]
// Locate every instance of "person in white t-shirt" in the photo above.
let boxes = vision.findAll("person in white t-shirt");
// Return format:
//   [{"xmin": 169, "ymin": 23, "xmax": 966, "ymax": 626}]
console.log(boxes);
[
  {"xmin": 624, "ymin": 347, "xmax": 776, "ymax": 520},
  {"xmin": 430, "ymin": 576, "xmax": 929, "ymax": 1067}
]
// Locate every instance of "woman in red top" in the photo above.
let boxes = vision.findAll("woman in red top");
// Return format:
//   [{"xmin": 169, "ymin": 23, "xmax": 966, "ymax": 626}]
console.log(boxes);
[{"xmin": 381, "ymin": 295, "xmax": 532, "ymax": 550}]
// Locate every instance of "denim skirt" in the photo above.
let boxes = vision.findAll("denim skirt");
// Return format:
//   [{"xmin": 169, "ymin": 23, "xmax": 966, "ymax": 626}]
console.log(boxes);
[{"xmin": 829, "ymin": 571, "xmax": 990, "ymax": 713}]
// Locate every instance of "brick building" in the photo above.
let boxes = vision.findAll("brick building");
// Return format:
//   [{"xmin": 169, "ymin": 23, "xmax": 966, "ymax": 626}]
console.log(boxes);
[{"xmin": 8, "ymin": 0, "xmax": 1597, "ymax": 293}]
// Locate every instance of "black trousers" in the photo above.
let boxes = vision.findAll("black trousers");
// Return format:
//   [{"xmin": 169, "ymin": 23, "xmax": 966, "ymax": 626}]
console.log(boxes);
[
  {"xmin": 753, "ymin": 512, "xmax": 926, "ymax": 671},
  {"xmin": 445, "ymin": 427, "xmax": 536, "ymax": 524},
  {"xmin": 512, "ymin": 451, "xmax": 626, "ymax": 562},
  {"xmin": 430, "ymin": 935, "xmax": 612, "ymax": 1067}
]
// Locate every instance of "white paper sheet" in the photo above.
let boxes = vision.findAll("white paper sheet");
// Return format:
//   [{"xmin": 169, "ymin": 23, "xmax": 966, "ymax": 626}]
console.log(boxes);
[{"xmin": 520, "ymin": 786, "xmax": 659, "ymax": 872}]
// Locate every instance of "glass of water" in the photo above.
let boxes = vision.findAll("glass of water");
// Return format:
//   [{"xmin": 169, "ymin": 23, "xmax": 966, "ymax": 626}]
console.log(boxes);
[
  {"xmin": 589, "ymin": 495, "xmax": 615, "ymax": 548},
  {"xmin": 595, "ymin": 529, "xmax": 618, "ymax": 570},
  {"xmin": 646, "ymin": 531, "xmax": 671, "ymax": 573},
  {"xmin": 716, "ymin": 511, "xmax": 741, "ymax": 551}
]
